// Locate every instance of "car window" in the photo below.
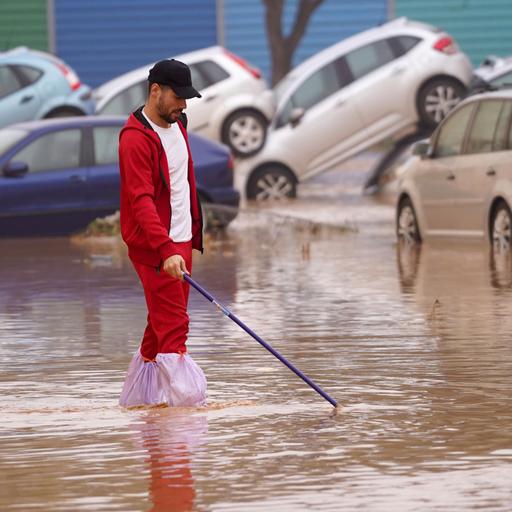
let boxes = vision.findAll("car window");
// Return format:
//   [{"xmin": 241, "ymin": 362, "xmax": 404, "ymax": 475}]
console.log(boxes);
[
  {"xmin": 389, "ymin": 36, "xmax": 421, "ymax": 57},
  {"xmin": 14, "ymin": 65, "xmax": 43, "ymax": 86},
  {"xmin": 12, "ymin": 129, "xmax": 81, "ymax": 173},
  {"xmin": 465, "ymin": 100, "xmax": 503, "ymax": 154},
  {"xmin": 100, "ymin": 81, "xmax": 146, "ymax": 115},
  {"xmin": 494, "ymin": 100, "xmax": 512, "ymax": 150},
  {"xmin": 0, "ymin": 128, "xmax": 28, "ymax": 154},
  {"xmin": 490, "ymin": 71, "xmax": 512, "ymax": 88},
  {"xmin": 345, "ymin": 40, "xmax": 395, "ymax": 80},
  {"xmin": 293, "ymin": 62, "xmax": 340, "ymax": 110},
  {"xmin": 93, "ymin": 126, "xmax": 120, "ymax": 165},
  {"xmin": 189, "ymin": 64, "xmax": 209, "ymax": 91},
  {"xmin": 434, "ymin": 103, "xmax": 474, "ymax": 158},
  {"xmin": 276, "ymin": 58, "xmax": 349, "ymax": 127},
  {"xmin": 0, "ymin": 65, "xmax": 22, "ymax": 99},
  {"xmin": 194, "ymin": 60, "xmax": 229, "ymax": 89}
]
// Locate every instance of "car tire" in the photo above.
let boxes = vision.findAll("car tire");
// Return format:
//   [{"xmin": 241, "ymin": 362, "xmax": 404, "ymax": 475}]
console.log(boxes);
[
  {"xmin": 416, "ymin": 78, "xmax": 466, "ymax": 128},
  {"xmin": 491, "ymin": 201, "xmax": 512, "ymax": 251},
  {"xmin": 246, "ymin": 166, "xmax": 297, "ymax": 201},
  {"xmin": 45, "ymin": 107, "xmax": 85, "ymax": 118},
  {"xmin": 396, "ymin": 197, "xmax": 422, "ymax": 244},
  {"xmin": 221, "ymin": 109, "xmax": 267, "ymax": 158}
]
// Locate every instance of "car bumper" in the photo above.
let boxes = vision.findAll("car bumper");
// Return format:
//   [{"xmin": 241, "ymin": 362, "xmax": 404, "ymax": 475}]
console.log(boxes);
[
  {"xmin": 203, "ymin": 187, "xmax": 240, "ymax": 226},
  {"xmin": 70, "ymin": 85, "xmax": 96, "ymax": 115}
]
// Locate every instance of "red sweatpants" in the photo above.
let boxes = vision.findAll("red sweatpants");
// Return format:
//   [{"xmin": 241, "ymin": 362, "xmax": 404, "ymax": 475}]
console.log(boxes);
[{"xmin": 132, "ymin": 241, "xmax": 192, "ymax": 360}]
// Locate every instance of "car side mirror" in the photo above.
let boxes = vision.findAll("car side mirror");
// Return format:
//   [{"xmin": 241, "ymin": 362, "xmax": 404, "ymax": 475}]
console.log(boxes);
[
  {"xmin": 412, "ymin": 141, "xmax": 432, "ymax": 159},
  {"xmin": 3, "ymin": 161, "xmax": 29, "ymax": 177},
  {"xmin": 289, "ymin": 107, "xmax": 305, "ymax": 127}
]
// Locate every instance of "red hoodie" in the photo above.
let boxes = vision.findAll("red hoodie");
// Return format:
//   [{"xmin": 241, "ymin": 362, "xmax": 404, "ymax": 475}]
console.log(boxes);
[{"xmin": 119, "ymin": 107, "xmax": 203, "ymax": 267}]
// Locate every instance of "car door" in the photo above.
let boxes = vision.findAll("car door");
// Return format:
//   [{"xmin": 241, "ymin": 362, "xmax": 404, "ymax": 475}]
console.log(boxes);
[
  {"xmin": 0, "ymin": 65, "xmax": 42, "ymax": 128},
  {"xmin": 272, "ymin": 56, "xmax": 366, "ymax": 177},
  {"xmin": 453, "ymin": 99, "xmax": 511, "ymax": 234},
  {"xmin": 343, "ymin": 38, "xmax": 407, "ymax": 138},
  {"xmin": 414, "ymin": 102, "xmax": 476, "ymax": 234},
  {"xmin": 0, "ymin": 127, "xmax": 88, "ymax": 235},
  {"xmin": 86, "ymin": 124, "xmax": 122, "ymax": 217}
]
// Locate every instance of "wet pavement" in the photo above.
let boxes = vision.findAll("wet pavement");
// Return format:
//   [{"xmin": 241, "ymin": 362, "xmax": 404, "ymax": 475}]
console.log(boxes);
[{"xmin": 1, "ymin": 170, "xmax": 512, "ymax": 511}]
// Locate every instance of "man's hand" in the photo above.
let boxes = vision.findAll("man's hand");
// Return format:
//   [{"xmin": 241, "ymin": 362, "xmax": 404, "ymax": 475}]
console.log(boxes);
[{"xmin": 162, "ymin": 254, "xmax": 189, "ymax": 280}]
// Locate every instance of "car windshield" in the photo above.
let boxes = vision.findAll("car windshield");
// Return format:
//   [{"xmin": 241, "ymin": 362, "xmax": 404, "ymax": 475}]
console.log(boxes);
[{"xmin": 0, "ymin": 128, "xmax": 28, "ymax": 154}]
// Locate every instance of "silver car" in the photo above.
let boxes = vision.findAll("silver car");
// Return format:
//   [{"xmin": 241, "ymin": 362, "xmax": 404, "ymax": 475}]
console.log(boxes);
[
  {"xmin": 94, "ymin": 46, "xmax": 273, "ymax": 158},
  {"xmin": 237, "ymin": 17, "xmax": 473, "ymax": 200},
  {"xmin": 396, "ymin": 89, "xmax": 512, "ymax": 250}
]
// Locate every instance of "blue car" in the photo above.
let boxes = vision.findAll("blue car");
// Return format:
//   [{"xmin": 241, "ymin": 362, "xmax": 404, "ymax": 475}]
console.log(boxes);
[
  {"xmin": 0, "ymin": 116, "xmax": 239, "ymax": 236},
  {"xmin": 0, "ymin": 47, "xmax": 95, "ymax": 128}
]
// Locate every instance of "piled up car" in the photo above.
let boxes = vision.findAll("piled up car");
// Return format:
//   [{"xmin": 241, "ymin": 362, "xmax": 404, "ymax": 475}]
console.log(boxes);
[{"xmin": 237, "ymin": 17, "xmax": 473, "ymax": 201}]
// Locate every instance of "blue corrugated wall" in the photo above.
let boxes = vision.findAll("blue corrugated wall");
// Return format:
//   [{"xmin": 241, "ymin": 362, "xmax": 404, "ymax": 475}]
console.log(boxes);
[
  {"xmin": 224, "ymin": 0, "xmax": 388, "ymax": 85},
  {"xmin": 54, "ymin": 0, "xmax": 217, "ymax": 88},
  {"xmin": 396, "ymin": 0, "xmax": 512, "ymax": 67}
]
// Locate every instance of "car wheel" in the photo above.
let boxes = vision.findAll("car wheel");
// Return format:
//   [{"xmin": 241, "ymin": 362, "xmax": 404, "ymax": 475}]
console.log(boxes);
[
  {"xmin": 246, "ymin": 166, "xmax": 296, "ymax": 201},
  {"xmin": 396, "ymin": 197, "xmax": 422, "ymax": 243},
  {"xmin": 45, "ymin": 107, "xmax": 84, "ymax": 118},
  {"xmin": 417, "ymin": 78, "xmax": 465, "ymax": 128},
  {"xmin": 222, "ymin": 110, "xmax": 267, "ymax": 158},
  {"xmin": 491, "ymin": 201, "xmax": 512, "ymax": 251}
]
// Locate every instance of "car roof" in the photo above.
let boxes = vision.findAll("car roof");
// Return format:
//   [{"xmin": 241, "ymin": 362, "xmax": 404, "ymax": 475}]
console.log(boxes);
[
  {"xmin": 93, "ymin": 45, "xmax": 224, "ymax": 98},
  {"xmin": 474, "ymin": 56, "xmax": 512, "ymax": 80},
  {"xmin": 3, "ymin": 115, "xmax": 229, "ymax": 153},
  {"xmin": 465, "ymin": 89, "xmax": 512, "ymax": 101},
  {"xmin": 0, "ymin": 46, "xmax": 60, "ymax": 64},
  {"xmin": 275, "ymin": 17, "xmax": 439, "ymax": 92},
  {"xmin": 8, "ymin": 116, "xmax": 127, "ymax": 132}
]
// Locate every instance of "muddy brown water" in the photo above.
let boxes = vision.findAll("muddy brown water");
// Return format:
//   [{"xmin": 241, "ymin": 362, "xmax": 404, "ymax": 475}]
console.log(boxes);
[{"xmin": 1, "ymin": 208, "xmax": 511, "ymax": 511}]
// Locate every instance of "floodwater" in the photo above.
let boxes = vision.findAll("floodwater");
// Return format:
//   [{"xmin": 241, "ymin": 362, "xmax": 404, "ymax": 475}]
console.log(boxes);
[{"xmin": 1, "ymin": 195, "xmax": 512, "ymax": 511}]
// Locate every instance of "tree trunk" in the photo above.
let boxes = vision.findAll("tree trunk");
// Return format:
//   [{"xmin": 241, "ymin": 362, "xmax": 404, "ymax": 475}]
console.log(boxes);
[{"xmin": 263, "ymin": 0, "xmax": 324, "ymax": 86}]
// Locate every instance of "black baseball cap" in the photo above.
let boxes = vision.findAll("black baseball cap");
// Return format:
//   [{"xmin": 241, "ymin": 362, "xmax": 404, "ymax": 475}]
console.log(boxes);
[{"xmin": 148, "ymin": 59, "xmax": 202, "ymax": 99}]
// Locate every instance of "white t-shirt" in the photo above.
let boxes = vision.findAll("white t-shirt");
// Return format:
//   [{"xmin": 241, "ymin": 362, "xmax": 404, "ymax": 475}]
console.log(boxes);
[{"xmin": 142, "ymin": 110, "xmax": 192, "ymax": 242}]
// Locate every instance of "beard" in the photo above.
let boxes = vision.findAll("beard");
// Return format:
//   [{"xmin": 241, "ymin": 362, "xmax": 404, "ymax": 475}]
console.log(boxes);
[{"xmin": 157, "ymin": 97, "xmax": 182, "ymax": 125}]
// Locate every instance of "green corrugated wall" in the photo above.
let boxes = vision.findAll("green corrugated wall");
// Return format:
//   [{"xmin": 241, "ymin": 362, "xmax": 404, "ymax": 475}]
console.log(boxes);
[
  {"xmin": 395, "ymin": 0, "xmax": 512, "ymax": 66},
  {"xmin": 0, "ymin": 0, "xmax": 48, "ymax": 51}
]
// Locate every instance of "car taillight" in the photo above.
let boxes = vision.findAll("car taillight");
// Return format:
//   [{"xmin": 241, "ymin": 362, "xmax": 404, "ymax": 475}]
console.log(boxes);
[
  {"xmin": 54, "ymin": 61, "xmax": 81, "ymax": 90},
  {"xmin": 433, "ymin": 36, "xmax": 458, "ymax": 55},
  {"xmin": 223, "ymin": 49, "xmax": 261, "ymax": 79}
]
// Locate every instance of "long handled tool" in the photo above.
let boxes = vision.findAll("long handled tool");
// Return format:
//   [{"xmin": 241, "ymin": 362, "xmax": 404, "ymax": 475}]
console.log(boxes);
[{"xmin": 184, "ymin": 274, "xmax": 338, "ymax": 408}]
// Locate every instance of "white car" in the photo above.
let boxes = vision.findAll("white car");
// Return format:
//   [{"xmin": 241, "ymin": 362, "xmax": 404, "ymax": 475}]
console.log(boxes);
[
  {"xmin": 396, "ymin": 89, "xmax": 512, "ymax": 250},
  {"xmin": 236, "ymin": 17, "xmax": 473, "ymax": 200},
  {"xmin": 469, "ymin": 54, "xmax": 512, "ymax": 94},
  {"xmin": 94, "ymin": 46, "xmax": 273, "ymax": 157}
]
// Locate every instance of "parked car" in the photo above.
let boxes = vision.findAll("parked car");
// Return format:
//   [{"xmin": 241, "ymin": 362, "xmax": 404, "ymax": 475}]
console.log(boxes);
[
  {"xmin": 468, "ymin": 55, "xmax": 512, "ymax": 94},
  {"xmin": 236, "ymin": 17, "xmax": 472, "ymax": 201},
  {"xmin": 395, "ymin": 89, "xmax": 512, "ymax": 250},
  {"xmin": 0, "ymin": 117, "xmax": 239, "ymax": 237},
  {"xmin": 93, "ymin": 46, "xmax": 273, "ymax": 158},
  {"xmin": 0, "ymin": 47, "xmax": 95, "ymax": 128}
]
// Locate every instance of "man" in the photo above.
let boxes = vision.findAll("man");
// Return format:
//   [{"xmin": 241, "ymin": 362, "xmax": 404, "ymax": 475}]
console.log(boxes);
[{"xmin": 118, "ymin": 59, "xmax": 206, "ymax": 408}]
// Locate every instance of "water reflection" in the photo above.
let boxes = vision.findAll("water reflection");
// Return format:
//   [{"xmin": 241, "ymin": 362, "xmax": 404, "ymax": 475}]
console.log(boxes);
[
  {"xmin": 396, "ymin": 239, "xmax": 512, "ymax": 293},
  {"xmin": 490, "ymin": 245, "xmax": 512, "ymax": 289},
  {"xmin": 132, "ymin": 410, "xmax": 207, "ymax": 512}
]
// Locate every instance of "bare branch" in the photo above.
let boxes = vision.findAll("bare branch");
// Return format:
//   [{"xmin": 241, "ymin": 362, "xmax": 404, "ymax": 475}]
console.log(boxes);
[
  {"xmin": 286, "ymin": 0, "xmax": 324, "ymax": 52},
  {"xmin": 262, "ymin": 0, "xmax": 324, "ymax": 85}
]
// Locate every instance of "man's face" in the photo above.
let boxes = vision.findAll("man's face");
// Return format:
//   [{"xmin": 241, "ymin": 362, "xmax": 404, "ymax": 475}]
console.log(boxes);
[{"xmin": 154, "ymin": 84, "xmax": 187, "ymax": 125}]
